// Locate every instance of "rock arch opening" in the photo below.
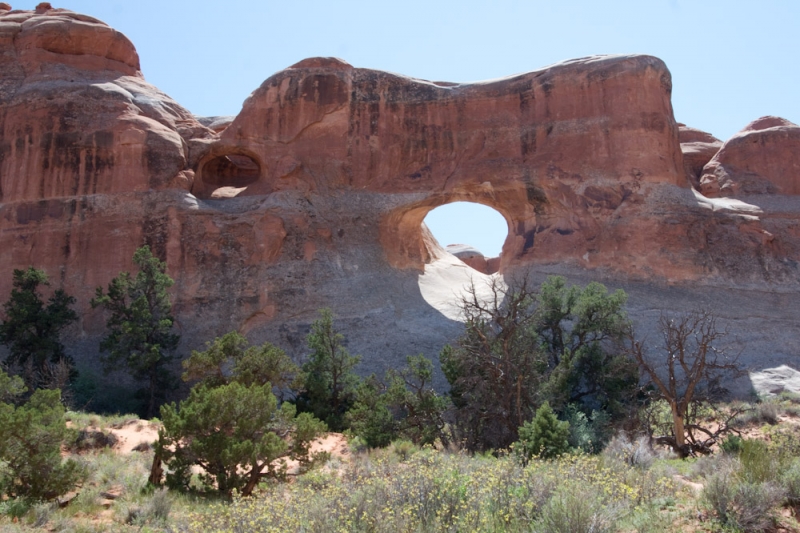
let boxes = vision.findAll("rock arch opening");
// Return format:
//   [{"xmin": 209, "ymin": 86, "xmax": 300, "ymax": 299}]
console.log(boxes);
[
  {"xmin": 195, "ymin": 152, "xmax": 261, "ymax": 199},
  {"xmin": 424, "ymin": 202, "xmax": 509, "ymax": 275}
]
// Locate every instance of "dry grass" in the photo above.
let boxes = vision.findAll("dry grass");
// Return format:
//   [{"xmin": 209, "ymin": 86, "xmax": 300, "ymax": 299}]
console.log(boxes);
[{"xmin": 2, "ymin": 406, "xmax": 800, "ymax": 532}]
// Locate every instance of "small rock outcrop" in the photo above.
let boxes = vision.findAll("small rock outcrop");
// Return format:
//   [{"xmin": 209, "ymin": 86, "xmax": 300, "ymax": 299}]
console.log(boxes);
[
  {"xmin": 699, "ymin": 116, "xmax": 800, "ymax": 196},
  {"xmin": 446, "ymin": 244, "xmax": 491, "ymax": 274},
  {"xmin": 678, "ymin": 124, "xmax": 722, "ymax": 188}
]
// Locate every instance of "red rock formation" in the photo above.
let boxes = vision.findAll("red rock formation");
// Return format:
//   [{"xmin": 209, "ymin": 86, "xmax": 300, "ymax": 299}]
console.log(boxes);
[
  {"xmin": 0, "ymin": 7, "xmax": 214, "ymax": 204},
  {"xmin": 0, "ymin": 6, "xmax": 798, "ymax": 383},
  {"xmin": 199, "ymin": 54, "xmax": 684, "ymax": 272},
  {"xmin": 678, "ymin": 124, "xmax": 722, "ymax": 188},
  {"xmin": 700, "ymin": 116, "xmax": 800, "ymax": 197},
  {"xmin": 446, "ymin": 244, "xmax": 490, "ymax": 274}
]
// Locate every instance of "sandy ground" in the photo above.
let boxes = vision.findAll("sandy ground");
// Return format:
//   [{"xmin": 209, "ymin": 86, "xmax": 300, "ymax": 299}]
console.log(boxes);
[
  {"xmin": 102, "ymin": 421, "xmax": 351, "ymax": 470},
  {"xmin": 107, "ymin": 420, "xmax": 161, "ymax": 454}
]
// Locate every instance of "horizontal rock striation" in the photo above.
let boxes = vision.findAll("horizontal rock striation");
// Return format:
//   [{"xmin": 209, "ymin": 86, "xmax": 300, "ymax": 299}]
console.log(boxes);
[{"xmin": 0, "ymin": 6, "xmax": 798, "ymax": 388}]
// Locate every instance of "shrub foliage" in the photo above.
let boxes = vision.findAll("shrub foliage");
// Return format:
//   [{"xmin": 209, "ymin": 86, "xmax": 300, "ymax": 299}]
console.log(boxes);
[{"xmin": 0, "ymin": 370, "xmax": 86, "ymax": 500}]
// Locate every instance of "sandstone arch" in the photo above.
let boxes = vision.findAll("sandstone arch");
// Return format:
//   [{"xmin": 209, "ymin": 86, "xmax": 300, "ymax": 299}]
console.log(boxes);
[
  {"xmin": 380, "ymin": 182, "xmax": 538, "ymax": 272},
  {"xmin": 193, "ymin": 150, "xmax": 265, "ymax": 199}
]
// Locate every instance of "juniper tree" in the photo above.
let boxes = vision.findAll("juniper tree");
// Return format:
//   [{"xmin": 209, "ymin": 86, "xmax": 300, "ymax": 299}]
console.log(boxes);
[
  {"xmin": 155, "ymin": 381, "xmax": 325, "ymax": 497},
  {"xmin": 153, "ymin": 331, "xmax": 324, "ymax": 497},
  {"xmin": 442, "ymin": 275, "xmax": 637, "ymax": 452},
  {"xmin": 181, "ymin": 330, "xmax": 301, "ymax": 400},
  {"xmin": 91, "ymin": 246, "xmax": 179, "ymax": 418},
  {"xmin": 296, "ymin": 308, "xmax": 361, "ymax": 431},
  {"xmin": 517, "ymin": 401, "xmax": 570, "ymax": 461},
  {"xmin": 0, "ymin": 267, "xmax": 78, "ymax": 392},
  {"xmin": 0, "ymin": 368, "xmax": 86, "ymax": 500}
]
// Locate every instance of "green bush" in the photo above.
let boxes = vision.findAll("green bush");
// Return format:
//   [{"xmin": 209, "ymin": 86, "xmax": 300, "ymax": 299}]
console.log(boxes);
[
  {"xmin": 703, "ymin": 467, "xmax": 784, "ymax": 532},
  {"xmin": 781, "ymin": 458, "xmax": 800, "ymax": 506},
  {"xmin": 157, "ymin": 381, "xmax": 326, "ymax": 497},
  {"xmin": 739, "ymin": 439, "xmax": 780, "ymax": 483},
  {"xmin": 565, "ymin": 405, "xmax": 611, "ymax": 453},
  {"xmin": 346, "ymin": 376, "xmax": 396, "ymax": 448},
  {"xmin": 517, "ymin": 402, "xmax": 570, "ymax": 461},
  {"xmin": 0, "ymin": 383, "xmax": 87, "ymax": 500},
  {"xmin": 719, "ymin": 434, "xmax": 744, "ymax": 455},
  {"xmin": 536, "ymin": 485, "xmax": 617, "ymax": 533}
]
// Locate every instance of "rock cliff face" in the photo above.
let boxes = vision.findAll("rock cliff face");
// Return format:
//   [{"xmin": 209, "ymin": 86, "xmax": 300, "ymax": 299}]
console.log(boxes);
[{"xmin": 0, "ymin": 6, "xmax": 798, "ymax": 385}]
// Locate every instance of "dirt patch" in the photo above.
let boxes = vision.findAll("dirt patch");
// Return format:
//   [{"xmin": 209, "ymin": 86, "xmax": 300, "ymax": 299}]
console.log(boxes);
[{"xmin": 106, "ymin": 420, "xmax": 161, "ymax": 454}]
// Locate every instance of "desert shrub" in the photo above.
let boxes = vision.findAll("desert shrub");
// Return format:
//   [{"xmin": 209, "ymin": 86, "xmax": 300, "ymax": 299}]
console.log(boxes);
[
  {"xmin": 623, "ymin": 502, "xmax": 676, "ymax": 533},
  {"xmin": 27, "ymin": 502, "xmax": 57, "ymax": 528},
  {"xmin": 778, "ymin": 390, "xmax": 800, "ymax": 403},
  {"xmin": 0, "ymin": 497, "xmax": 31, "ymax": 519},
  {"xmin": 536, "ymin": 485, "xmax": 618, "ymax": 533},
  {"xmin": 0, "ymin": 385, "xmax": 87, "ymax": 501},
  {"xmin": 781, "ymin": 458, "xmax": 800, "ymax": 506},
  {"xmin": 602, "ymin": 433, "xmax": 655, "ymax": 469},
  {"xmin": 71, "ymin": 428, "xmax": 118, "ymax": 452},
  {"xmin": 766, "ymin": 424, "xmax": 800, "ymax": 459},
  {"xmin": 564, "ymin": 405, "xmax": 611, "ymax": 454},
  {"xmin": 784, "ymin": 403, "xmax": 800, "ymax": 418},
  {"xmin": 192, "ymin": 448, "xmax": 664, "ymax": 533},
  {"xmin": 703, "ymin": 466, "xmax": 784, "ymax": 531},
  {"xmin": 719, "ymin": 434, "xmax": 744, "ymax": 455},
  {"xmin": 389, "ymin": 439, "xmax": 417, "ymax": 461},
  {"xmin": 516, "ymin": 402, "xmax": 570, "ymax": 462},
  {"xmin": 756, "ymin": 401, "xmax": 780, "ymax": 425},
  {"xmin": 125, "ymin": 487, "xmax": 172, "ymax": 526},
  {"xmin": 157, "ymin": 381, "xmax": 326, "ymax": 496},
  {"xmin": 739, "ymin": 438, "xmax": 781, "ymax": 483}
]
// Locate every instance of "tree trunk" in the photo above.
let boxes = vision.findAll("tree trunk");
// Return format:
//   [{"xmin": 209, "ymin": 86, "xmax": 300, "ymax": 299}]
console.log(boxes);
[
  {"xmin": 148, "ymin": 450, "xmax": 163, "ymax": 486},
  {"xmin": 241, "ymin": 467, "xmax": 262, "ymax": 497},
  {"xmin": 672, "ymin": 403, "xmax": 685, "ymax": 448},
  {"xmin": 148, "ymin": 368, "xmax": 157, "ymax": 419}
]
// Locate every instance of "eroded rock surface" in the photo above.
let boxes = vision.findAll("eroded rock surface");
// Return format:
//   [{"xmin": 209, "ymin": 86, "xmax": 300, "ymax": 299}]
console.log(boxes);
[
  {"xmin": 678, "ymin": 124, "xmax": 722, "ymax": 188},
  {"xmin": 700, "ymin": 116, "xmax": 800, "ymax": 197},
  {"xmin": 0, "ymin": 6, "xmax": 798, "ymax": 387}
]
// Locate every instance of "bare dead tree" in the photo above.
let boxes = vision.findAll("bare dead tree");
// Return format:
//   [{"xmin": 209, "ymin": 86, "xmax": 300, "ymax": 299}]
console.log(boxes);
[
  {"xmin": 441, "ymin": 275, "xmax": 545, "ymax": 450},
  {"xmin": 629, "ymin": 310, "xmax": 745, "ymax": 457}
]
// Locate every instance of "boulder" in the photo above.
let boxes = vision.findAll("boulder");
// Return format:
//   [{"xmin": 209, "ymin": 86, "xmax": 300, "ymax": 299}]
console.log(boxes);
[
  {"xmin": 750, "ymin": 365, "xmax": 800, "ymax": 397},
  {"xmin": 699, "ymin": 116, "xmax": 800, "ymax": 196}
]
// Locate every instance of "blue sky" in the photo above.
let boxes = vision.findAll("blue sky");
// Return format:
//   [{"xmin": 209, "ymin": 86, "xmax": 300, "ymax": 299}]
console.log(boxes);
[{"xmin": 21, "ymin": 1, "xmax": 799, "ymax": 257}]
